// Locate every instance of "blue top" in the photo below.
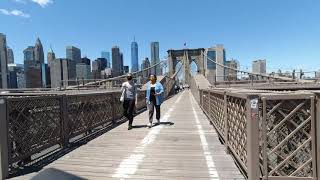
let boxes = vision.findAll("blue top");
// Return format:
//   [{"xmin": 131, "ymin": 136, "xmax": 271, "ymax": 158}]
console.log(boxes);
[{"xmin": 146, "ymin": 81, "xmax": 164, "ymax": 106}]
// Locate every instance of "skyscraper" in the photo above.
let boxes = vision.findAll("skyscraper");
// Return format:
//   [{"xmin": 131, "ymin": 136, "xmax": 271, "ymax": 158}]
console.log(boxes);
[
  {"xmin": 225, "ymin": 59, "xmax": 239, "ymax": 81},
  {"xmin": 205, "ymin": 44, "xmax": 227, "ymax": 83},
  {"xmin": 24, "ymin": 46, "xmax": 35, "ymax": 61},
  {"xmin": 76, "ymin": 57, "xmax": 91, "ymax": 80},
  {"xmin": 24, "ymin": 45, "xmax": 42, "ymax": 88},
  {"xmin": 215, "ymin": 44, "xmax": 226, "ymax": 82},
  {"xmin": 123, "ymin": 65, "xmax": 129, "ymax": 74},
  {"xmin": 206, "ymin": 49, "xmax": 216, "ymax": 70},
  {"xmin": 34, "ymin": 38, "xmax": 47, "ymax": 87},
  {"xmin": 7, "ymin": 47, "xmax": 14, "ymax": 64},
  {"xmin": 252, "ymin": 59, "xmax": 266, "ymax": 75},
  {"xmin": 151, "ymin": 42, "xmax": 160, "ymax": 75},
  {"xmin": 92, "ymin": 58, "xmax": 107, "ymax": 79},
  {"xmin": 0, "ymin": 33, "xmax": 8, "ymax": 88},
  {"xmin": 46, "ymin": 47, "xmax": 55, "ymax": 87},
  {"xmin": 50, "ymin": 58, "xmax": 76, "ymax": 88},
  {"xmin": 141, "ymin": 57, "xmax": 151, "ymax": 79},
  {"xmin": 101, "ymin": 51, "xmax": 111, "ymax": 68},
  {"xmin": 47, "ymin": 47, "xmax": 56, "ymax": 67},
  {"xmin": 131, "ymin": 39, "xmax": 139, "ymax": 72},
  {"xmin": 34, "ymin": 38, "xmax": 44, "ymax": 63},
  {"xmin": 66, "ymin": 46, "xmax": 81, "ymax": 63},
  {"xmin": 8, "ymin": 64, "xmax": 24, "ymax": 88},
  {"xmin": 120, "ymin": 53, "xmax": 124, "ymax": 74},
  {"xmin": 112, "ymin": 46, "xmax": 123, "ymax": 77},
  {"xmin": 8, "ymin": 63, "xmax": 25, "ymax": 88},
  {"xmin": 23, "ymin": 38, "xmax": 47, "ymax": 88},
  {"xmin": 41, "ymin": 63, "xmax": 50, "ymax": 88}
]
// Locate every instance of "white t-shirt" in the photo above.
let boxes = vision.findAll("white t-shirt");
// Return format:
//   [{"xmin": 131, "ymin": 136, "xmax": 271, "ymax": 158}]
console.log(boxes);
[{"xmin": 121, "ymin": 81, "xmax": 137, "ymax": 100}]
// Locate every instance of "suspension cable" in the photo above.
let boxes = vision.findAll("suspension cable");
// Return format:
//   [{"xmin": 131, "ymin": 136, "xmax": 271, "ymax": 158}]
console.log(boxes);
[
  {"xmin": 82, "ymin": 60, "xmax": 165, "ymax": 86},
  {"xmin": 202, "ymin": 51, "xmax": 295, "ymax": 81},
  {"xmin": 171, "ymin": 58, "xmax": 184, "ymax": 79}
]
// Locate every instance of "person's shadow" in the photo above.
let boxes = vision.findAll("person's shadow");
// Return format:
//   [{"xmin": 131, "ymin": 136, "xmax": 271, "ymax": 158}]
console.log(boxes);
[
  {"xmin": 152, "ymin": 122, "xmax": 174, "ymax": 127},
  {"xmin": 131, "ymin": 125, "xmax": 148, "ymax": 128},
  {"xmin": 132, "ymin": 122, "xmax": 174, "ymax": 128}
]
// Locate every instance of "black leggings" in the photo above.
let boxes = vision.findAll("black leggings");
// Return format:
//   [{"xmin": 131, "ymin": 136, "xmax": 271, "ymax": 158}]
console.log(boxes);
[
  {"xmin": 148, "ymin": 100, "xmax": 161, "ymax": 123},
  {"xmin": 123, "ymin": 99, "xmax": 135, "ymax": 126}
]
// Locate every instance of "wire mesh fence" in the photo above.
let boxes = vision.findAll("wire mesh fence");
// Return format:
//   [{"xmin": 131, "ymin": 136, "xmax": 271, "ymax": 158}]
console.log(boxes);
[
  {"xmin": 193, "ymin": 86, "xmax": 319, "ymax": 180},
  {"xmin": 0, "ymin": 74, "xmax": 177, "ymax": 179}
]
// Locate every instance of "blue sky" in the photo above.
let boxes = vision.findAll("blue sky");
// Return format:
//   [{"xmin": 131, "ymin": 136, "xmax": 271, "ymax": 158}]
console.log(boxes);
[{"xmin": 1, "ymin": 0, "xmax": 320, "ymax": 73}]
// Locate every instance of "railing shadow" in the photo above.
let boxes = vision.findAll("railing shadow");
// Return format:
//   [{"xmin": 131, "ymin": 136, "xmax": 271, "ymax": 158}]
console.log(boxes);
[
  {"xmin": 30, "ymin": 168, "xmax": 87, "ymax": 180},
  {"xmin": 8, "ymin": 117, "xmax": 128, "ymax": 178}
]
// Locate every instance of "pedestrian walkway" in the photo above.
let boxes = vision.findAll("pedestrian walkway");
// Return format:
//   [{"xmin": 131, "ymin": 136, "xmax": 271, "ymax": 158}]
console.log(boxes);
[{"xmin": 10, "ymin": 91, "xmax": 245, "ymax": 180}]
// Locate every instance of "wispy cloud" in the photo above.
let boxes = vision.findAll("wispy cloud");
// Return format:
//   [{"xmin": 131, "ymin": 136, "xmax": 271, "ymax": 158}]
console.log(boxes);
[
  {"xmin": 31, "ymin": 0, "xmax": 53, "ymax": 7},
  {"xmin": 12, "ymin": 0, "xmax": 27, "ymax": 4},
  {"xmin": 0, "ymin": 8, "xmax": 30, "ymax": 18}
]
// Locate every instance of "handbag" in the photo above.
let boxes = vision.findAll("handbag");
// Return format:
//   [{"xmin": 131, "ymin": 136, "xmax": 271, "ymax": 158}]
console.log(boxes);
[{"xmin": 120, "ymin": 84, "xmax": 126, "ymax": 102}]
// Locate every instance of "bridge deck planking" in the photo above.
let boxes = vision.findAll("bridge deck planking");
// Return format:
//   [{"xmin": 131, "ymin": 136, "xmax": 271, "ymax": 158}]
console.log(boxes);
[{"xmin": 9, "ymin": 91, "xmax": 245, "ymax": 180}]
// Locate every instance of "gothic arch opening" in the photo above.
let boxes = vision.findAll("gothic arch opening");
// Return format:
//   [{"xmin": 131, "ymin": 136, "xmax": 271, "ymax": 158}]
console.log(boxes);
[
  {"xmin": 167, "ymin": 48, "xmax": 205, "ymax": 84},
  {"xmin": 174, "ymin": 61, "xmax": 183, "ymax": 84},
  {"xmin": 190, "ymin": 60, "xmax": 198, "ymax": 77}
]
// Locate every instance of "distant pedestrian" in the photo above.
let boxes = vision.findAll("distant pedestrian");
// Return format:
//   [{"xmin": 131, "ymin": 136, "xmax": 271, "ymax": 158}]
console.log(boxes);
[
  {"xmin": 146, "ymin": 74, "xmax": 164, "ymax": 128},
  {"xmin": 174, "ymin": 85, "xmax": 179, "ymax": 94},
  {"xmin": 120, "ymin": 73, "xmax": 138, "ymax": 130}
]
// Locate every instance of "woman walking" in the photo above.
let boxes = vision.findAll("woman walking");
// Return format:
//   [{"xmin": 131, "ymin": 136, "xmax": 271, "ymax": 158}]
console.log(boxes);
[
  {"xmin": 146, "ymin": 74, "xmax": 164, "ymax": 128},
  {"xmin": 121, "ymin": 73, "xmax": 138, "ymax": 130}
]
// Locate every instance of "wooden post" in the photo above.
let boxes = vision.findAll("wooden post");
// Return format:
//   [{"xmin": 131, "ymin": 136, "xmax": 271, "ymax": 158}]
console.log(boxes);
[
  {"xmin": 0, "ymin": 98, "xmax": 9, "ymax": 179},
  {"xmin": 246, "ymin": 95, "xmax": 260, "ymax": 180}
]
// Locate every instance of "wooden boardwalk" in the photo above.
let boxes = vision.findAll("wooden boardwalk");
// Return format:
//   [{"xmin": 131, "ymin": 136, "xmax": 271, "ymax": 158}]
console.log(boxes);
[{"xmin": 10, "ymin": 91, "xmax": 245, "ymax": 180}]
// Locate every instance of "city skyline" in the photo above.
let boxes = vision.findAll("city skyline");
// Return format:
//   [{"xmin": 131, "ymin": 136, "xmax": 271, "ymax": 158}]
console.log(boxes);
[
  {"xmin": 1, "ymin": 0, "xmax": 319, "ymax": 72},
  {"xmin": 0, "ymin": 2, "xmax": 318, "ymax": 179}
]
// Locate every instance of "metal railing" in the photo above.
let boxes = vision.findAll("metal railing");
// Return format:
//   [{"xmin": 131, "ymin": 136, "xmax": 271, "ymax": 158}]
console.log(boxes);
[
  {"xmin": 0, "ymin": 90, "xmax": 147, "ymax": 179},
  {"xmin": 0, "ymin": 74, "xmax": 177, "ymax": 179},
  {"xmin": 193, "ymin": 87, "xmax": 319, "ymax": 180}
]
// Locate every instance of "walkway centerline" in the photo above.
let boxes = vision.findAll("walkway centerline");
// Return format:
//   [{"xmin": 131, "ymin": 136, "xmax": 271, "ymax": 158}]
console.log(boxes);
[{"xmin": 112, "ymin": 92, "xmax": 183, "ymax": 179}]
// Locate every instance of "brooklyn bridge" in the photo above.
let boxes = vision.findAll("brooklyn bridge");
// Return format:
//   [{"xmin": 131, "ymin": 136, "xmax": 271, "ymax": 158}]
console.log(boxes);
[{"xmin": 0, "ymin": 48, "xmax": 319, "ymax": 180}]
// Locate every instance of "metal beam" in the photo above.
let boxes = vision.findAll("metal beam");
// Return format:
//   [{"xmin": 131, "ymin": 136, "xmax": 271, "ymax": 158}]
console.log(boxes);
[
  {"xmin": 246, "ymin": 96, "xmax": 260, "ymax": 180},
  {"xmin": 0, "ymin": 98, "xmax": 8, "ymax": 180}
]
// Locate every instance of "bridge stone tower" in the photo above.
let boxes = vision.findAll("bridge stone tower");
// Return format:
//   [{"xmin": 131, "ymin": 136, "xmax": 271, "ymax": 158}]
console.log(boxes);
[{"xmin": 167, "ymin": 48, "xmax": 205, "ymax": 84}]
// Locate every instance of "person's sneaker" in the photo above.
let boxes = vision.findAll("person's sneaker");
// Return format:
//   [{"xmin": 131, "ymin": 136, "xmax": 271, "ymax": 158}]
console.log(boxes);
[
  {"xmin": 128, "ymin": 125, "xmax": 132, "ymax": 130},
  {"xmin": 147, "ymin": 123, "xmax": 152, "ymax": 128},
  {"xmin": 157, "ymin": 119, "xmax": 160, "ymax": 125}
]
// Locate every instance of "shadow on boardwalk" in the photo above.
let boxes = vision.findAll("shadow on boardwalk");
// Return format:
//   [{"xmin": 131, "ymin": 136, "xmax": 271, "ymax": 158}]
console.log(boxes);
[
  {"xmin": 132, "ymin": 122, "xmax": 174, "ymax": 129},
  {"xmin": 9, "ymin": 118, "xmax": 128, "ymax": 179},
  {"xmin": 30, "ymin": 168, "xmax": 86, "ymax": 180}
]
